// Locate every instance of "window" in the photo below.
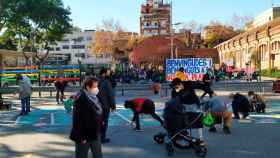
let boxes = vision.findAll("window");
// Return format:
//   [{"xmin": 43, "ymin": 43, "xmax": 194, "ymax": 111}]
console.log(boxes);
[
  {"xmin": 56, "ymin": 47, "xmax": 61, "ymax": 51},
  {"xmin": 71, "ymin": 45, "xmax": 85, "ymax": 49},
  {"xmin": 62, "ymin": 45, "xmax": 69, "ymax": 49},
  {"xmin": 60, "ymin": 39, "xmax": 69, "ymax": 43},
  {"xmin": 75, "ymin": 53, "xmax": 86, "ymax": 58},
  {"xmin": 49, "ymin": 47, "xmax": 54, "ymax": 51},
  {"xmin": 87, "ymin": 37, "xmax": 92, "ymax": 41},
  {"xmin": 76, "ymin": 37, "xmax": 84, "ymax": 42}
]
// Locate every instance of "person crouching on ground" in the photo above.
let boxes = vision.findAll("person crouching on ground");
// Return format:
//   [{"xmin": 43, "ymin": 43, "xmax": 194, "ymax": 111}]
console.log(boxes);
[
  {"xmin": 229, "ymin": 93, "xmax": 251, "ymax": 119},
  {"xmin": 248, "ymin": 91, "xmax": 266, "ymax": 113},
  {"xmin": 55, "ymin": 77, "xmax": 68, "ymax": 104},
  {"xmin": 70, "ymin": 77, "xmax": 103, "ymax": 158},
  {"xmin": 124, "ymin": 98, "xmax": 163, "ymax": 132},
  {"xmin": 206, "ymin": 94, "xmax": 232, "ymax": 134}
]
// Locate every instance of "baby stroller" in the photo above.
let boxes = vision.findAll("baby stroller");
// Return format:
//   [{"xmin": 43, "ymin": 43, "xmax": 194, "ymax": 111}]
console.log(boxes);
[{"xmin": 153, "ymin": 97, "xmax": 207, "ymax": 157}]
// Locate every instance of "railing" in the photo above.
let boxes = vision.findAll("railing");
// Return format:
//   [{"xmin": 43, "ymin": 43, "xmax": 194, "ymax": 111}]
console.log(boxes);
[{"xmin": 0, "ymin": 81, "xmax": 273, "ymax": 98}]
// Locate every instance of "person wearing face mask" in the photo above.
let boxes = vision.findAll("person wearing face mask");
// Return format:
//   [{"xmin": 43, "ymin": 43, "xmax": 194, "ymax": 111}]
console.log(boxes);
[
  {"xmin": 98, "ymin": 68, "xmax": 116, "ymax": 143},
  {"xmin": 70, "ymin": 77, "xmax": 103, "ymax": 158}
]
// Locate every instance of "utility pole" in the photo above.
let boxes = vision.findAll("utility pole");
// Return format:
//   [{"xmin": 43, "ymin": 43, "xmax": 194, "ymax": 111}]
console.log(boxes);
[{"xmin": 170, "ymin": 0, "xmax": 173, "ymax": 59}]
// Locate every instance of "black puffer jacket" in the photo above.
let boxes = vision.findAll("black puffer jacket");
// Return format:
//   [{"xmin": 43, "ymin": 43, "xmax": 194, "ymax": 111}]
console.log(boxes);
[{"xmin": 70, "ymin": 90, "xmax": 103, "ymax": 142}]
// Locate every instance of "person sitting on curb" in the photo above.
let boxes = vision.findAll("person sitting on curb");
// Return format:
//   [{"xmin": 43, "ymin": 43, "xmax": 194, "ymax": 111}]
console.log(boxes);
[
  {"xmin": 229, "ymin": 93, "xmax": 251, "ymax": 119},
  {"xmin": 248, "ymin": 91, "xmax": 266, "ymax": 113},
  {"xmin": 124, "ymin": 98, "xmax": 163, "ymax": 132},
  {"xmin": 205, "ymin": 94, "xmax": 232, "ymax": 134}
]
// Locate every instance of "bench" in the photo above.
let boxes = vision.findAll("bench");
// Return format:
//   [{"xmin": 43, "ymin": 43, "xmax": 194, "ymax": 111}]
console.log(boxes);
[{"xmin": 0, "ymin": 88, "xmax": 17, "ymax": 111}]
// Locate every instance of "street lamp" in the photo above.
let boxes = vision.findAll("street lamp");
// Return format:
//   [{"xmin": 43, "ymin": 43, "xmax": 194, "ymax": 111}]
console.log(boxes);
[{"xmin": 170, "ymin": 22, "xmax": 182, "ymax": 59}]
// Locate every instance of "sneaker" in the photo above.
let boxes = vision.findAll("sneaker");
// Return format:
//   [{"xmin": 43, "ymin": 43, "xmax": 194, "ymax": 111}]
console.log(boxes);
[
  {"xmin": 208, "ymin": 127, "xmax": 217, "ymax": 133},
  {"xmin": 242, "ymin": 113, "xmax": 249, "ymax": 119},
  {"xmin": 223, "ymin": 126, "xmax": 231, "ymax": 135}
]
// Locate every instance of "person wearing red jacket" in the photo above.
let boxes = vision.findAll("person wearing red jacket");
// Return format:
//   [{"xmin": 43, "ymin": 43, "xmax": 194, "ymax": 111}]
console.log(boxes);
[{"xmin": 124, "ymin": 98, "xmax": 163, "ymax": 131}]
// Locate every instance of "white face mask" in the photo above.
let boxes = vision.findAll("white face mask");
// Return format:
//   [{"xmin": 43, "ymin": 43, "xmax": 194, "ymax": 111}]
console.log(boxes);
[
  {"xmin": 175, "ymin": 88, "xmax": 181, "ymax": 93},
  {"xmin": 90, "ymin": 87, "xmax": 99, "ymax": 95}
]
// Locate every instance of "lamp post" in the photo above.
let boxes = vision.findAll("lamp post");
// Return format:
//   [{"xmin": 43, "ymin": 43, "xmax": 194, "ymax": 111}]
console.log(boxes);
[{"xmin": 170, "ymin": 22, "xmax": 182, "ymax": 59}]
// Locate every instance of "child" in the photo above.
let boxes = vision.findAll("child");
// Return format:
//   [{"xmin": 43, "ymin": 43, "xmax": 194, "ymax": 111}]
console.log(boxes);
[
  {"xmin": 124, "ymin": 98, "xmax": 163, "ymax": 131},
  {"xmin": 152, "ymin": 80, "xmax": 161, "ymax": 95},
  {"xmin": 248, "ymin": 91, "xmax": 266, "ymax": 113}
]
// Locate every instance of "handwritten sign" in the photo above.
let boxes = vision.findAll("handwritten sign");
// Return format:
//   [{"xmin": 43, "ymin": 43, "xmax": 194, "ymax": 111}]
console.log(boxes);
[{"xmin": 165, "ymin": 58, "xmax": 212, "ymax": 81}]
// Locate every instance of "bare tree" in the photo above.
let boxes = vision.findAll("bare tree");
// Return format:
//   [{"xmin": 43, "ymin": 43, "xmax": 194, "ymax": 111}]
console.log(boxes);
[
  {"xmin": 231, "ymin": 13, "xmax": 254, "ymax": 31},
  {"xmin": 96, "ymin": 18, "xmax": 125, "ymax": 32},
  {"xmin": 183, "ymin": 20, "xmax": 199, "ymax": 32}
]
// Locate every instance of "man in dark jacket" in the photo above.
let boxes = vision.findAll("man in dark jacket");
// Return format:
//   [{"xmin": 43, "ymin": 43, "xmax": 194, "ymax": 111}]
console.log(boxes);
[
  {"xmin": 70, "ymin": 77, "xmax": 103, "ymax": 158},
  {"xmin": 124, "ymin": 98, "xmax": 163, "ymax": 131},
  {"xmin": 229, "ymin": 93, "xmax": 250, "ymax": 119},
  {"xmin": 201, "ymin": 70, "xmax": 214, "ymax": 99},
  {"xmin": 171, "ymin": 78, "xmax": 200, "ymax": 105},
  {"xmin": 98, "ymin": 68, "xmax": 116, "ymax": 143}
]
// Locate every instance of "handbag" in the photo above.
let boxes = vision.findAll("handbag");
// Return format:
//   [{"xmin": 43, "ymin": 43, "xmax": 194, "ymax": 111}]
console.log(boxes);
[{"xmin": 202, "ymin": 112, "xmax": 215, "ymax": 127}]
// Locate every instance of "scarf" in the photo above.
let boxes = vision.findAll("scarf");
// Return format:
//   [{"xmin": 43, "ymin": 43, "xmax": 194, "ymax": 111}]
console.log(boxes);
[{"xmin": 83, "ymin": 89, "xmax": 103, "ymax": 115}]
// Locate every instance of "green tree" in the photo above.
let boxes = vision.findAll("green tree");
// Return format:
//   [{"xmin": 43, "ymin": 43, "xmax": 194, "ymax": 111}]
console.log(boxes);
[
  {"xmin": 1, "ymin": 0, "xmax": 72, "ymax": 64},
  {"xmin": 0, "ymin": 0, "xmax": 72, "ymax": 94}
]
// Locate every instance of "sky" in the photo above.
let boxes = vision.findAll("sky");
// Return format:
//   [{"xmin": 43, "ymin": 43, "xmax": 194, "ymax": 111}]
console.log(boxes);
[{"xmin": 62, "ymin": 0, "xmax": 280, "ymax": 33}]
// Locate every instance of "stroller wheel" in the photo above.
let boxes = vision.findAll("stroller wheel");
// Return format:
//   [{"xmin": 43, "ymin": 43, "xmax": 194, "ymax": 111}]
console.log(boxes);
[
  {"xmin": 166, "ymin": 142, "xmax": 175, "ymax": 157},
  {"xmin": 154, "ymin": 135, "xmax": 164, "ymax": 144},
  {"xmin": 193, "ymin": 142, "xmax": 207, "ymax": 158}
]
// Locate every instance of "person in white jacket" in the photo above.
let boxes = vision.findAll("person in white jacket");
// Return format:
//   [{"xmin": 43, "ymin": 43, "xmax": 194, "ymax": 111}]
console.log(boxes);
[{"xmin": 17, "ymin": 75, "xmax": 32, "ymax": 115}]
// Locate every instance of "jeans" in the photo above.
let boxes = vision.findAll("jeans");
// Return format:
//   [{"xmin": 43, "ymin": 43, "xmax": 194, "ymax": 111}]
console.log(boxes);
[
  {"xmin": 75, "ymin": 136, "xmax": 103, "ymax": 158},
  {"xmin": 21, "ymin": 97, "xmax": 30, "ymax": 114},
  {"xmin": 56, "ymin": 90, "xmax": 64, "ymax": 103}
]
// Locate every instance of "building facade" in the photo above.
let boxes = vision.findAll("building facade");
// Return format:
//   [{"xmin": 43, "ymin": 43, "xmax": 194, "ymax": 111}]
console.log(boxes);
[
  {"xmin": 140, "ymin": 0, "xmax": 171, "ymax": 37},
  {"xmin": 47, "ymin": 29, "xmax": 112, "ymax": 65},
  {"xmin": 216, "ymin": 17, "xmax": 280, "ymax": 70},
  {"xmin": 253, "ymin": 7, "xmax": 280, "ymax": 29}
]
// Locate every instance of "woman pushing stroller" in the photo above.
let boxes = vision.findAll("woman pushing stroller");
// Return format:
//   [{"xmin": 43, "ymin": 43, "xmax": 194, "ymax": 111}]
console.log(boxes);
[{"xmin": 154, "ymin": 78, "xmax": 207, "ymax": 157}]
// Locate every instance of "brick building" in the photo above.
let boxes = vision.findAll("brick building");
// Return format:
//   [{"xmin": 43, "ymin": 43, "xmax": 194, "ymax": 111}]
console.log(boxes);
[{"xmin": 140, "ymin": 0, "xmax": 171, "ymax": 37}]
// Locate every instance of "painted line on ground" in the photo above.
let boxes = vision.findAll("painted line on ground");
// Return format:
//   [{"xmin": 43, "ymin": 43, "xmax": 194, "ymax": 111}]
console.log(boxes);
[
  {"xmin": 50, "ymin": 113, "xmax": 55, "ymax": 125},
  {"xmin": 15, "ymin": 116, "xmax": 22, "ymax": 125},
  {"xmin": 114, "ymin": 111, "xmax": 132, "ymax": 124},
  {"xmin": 250, "ymin": 114, "xmax": 280, "ymax": 119}
]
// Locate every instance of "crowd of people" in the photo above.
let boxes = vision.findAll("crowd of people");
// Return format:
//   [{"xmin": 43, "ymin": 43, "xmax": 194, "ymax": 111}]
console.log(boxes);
[{"xmin": 14, "ymin": 66, "xmax": 267, "ymax": 158}]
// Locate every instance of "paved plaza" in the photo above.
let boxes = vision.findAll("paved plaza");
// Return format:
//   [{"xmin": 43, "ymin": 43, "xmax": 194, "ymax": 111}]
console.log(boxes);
[{"xmin": 0, "ymin": 85, "xmax": 280, "ymax": 158}]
